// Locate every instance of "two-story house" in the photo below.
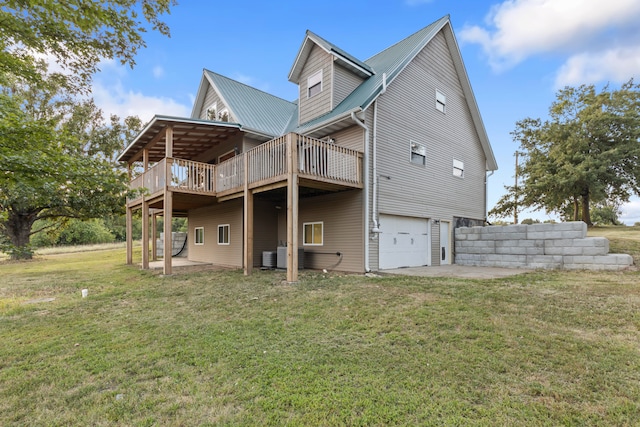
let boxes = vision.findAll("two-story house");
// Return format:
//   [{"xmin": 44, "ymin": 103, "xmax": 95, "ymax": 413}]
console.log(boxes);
[{"xmin": 118, "ymin": 15, "xmax": 498, "ymax": 281}]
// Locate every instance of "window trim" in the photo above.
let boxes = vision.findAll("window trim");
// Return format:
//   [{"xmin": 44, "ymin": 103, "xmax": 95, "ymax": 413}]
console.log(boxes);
[
  {"xmin": 436, "ymin": 90, "xmax": 446, "ymax": 113},
  {"xmin": 194, "ymin": 227, "xmax": 205, "ymax": 245},
  {"xmin": 217, "ymin": 224, "xmax": 230, "ymax": 245},
  {"xmin": 410, "ymin": 140, "xmax": 427, "ymax": 166},
  {"xmin": 303, "ymin": 221, "xmax": 324, "ymax": 246},
  {"xmin": 453, "ymin": 159, "xmax": 464, "ymax": 178},
  {"xmin": 206, "ymin": 103, "xmax": 217, "ymax": 121},
  {"xmin": 307, "ymin": 70, "xmax": 323, "ymax": 98}
]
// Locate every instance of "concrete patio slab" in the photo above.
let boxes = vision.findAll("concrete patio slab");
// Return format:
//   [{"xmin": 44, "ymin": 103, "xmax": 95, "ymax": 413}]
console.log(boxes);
[{"xmin": 382, "ymin": 264, "xmax": 533, "ymax": 279}]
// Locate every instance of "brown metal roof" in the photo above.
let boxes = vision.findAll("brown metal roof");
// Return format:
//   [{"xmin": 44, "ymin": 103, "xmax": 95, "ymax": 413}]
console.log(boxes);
[{"xmin": 118, "ymin": 115, "xmax": 243, "ymax": 163}]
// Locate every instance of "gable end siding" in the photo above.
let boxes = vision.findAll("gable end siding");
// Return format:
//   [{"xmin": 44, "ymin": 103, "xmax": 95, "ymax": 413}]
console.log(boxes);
[
  {"xmin": 333, "ymin": 63, "xmax": 364, "ymax": 108},
  {"xmin": 198, "ymin": 84, "xmax": 231, "ymax": 121},
  {"xmin": 376, "ymin": 29, "xmax": 486, "ymax": 224},
  {"xmin": 299, "ymin": 45, "xmax": 333, "ymax": 125}
]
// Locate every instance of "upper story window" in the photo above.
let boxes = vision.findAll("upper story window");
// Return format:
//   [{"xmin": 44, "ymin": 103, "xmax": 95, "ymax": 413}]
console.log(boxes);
[
  {"xmin": 206, "ymin": 103, "xmax": 217, "ymax": 120},
  {"xmin": 308, "ymin": 70, "xmax": 323, "ymax": 98},
  {"xmin": 436, "ymin": 90, "xmax": 446, "ymax": 113},
  {"xmin": 453, "ymin": 159, "xmax": 464, "ymax": 178},
  {"xmin": 410, "ymin": 140, "xmax": 427, "ymax": 166},
  {"xmin": 218, "ymin": 109, "xmax": 229, "ymax": 122}
]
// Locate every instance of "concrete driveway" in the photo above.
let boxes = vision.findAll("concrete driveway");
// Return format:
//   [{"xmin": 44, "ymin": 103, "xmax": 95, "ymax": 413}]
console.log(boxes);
[{"xmin": 382, "ymin": 264, "xmax": 533, "ymax": 279}]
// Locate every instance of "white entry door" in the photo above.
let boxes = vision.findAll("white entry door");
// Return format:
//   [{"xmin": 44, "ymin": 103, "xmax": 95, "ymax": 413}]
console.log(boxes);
[
  {"xmin": 439, "ymin": 221, "xmax": 450, "ymax": 265},
  {"xmin": 379, "ymin": 215, "xmax": 430, "ymax": 269}
]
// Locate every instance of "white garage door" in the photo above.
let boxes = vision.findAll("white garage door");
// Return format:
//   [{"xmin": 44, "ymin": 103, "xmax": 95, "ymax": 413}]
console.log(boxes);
[{"xmin": 379, "ymin": 215, "xmax": 430, "ymax": 269}]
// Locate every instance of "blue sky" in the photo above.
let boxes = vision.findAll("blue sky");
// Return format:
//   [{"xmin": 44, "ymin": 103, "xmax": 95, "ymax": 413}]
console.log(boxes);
[{"xmin": 92, "ymin": 0, "xmax": 640, "ymax": 224}]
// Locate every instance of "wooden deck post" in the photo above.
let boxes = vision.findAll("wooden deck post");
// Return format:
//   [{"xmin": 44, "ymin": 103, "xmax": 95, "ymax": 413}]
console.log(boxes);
[
  {"xmin": 162, "ymin": 126, "xmax": 174, "ymax": 276},
  {"xmin": 286, "ymin": 133, "xmax": 299, "ymax": 283},
  {"xmin": 126, "ymin": 205, "xmax": 133, "ymax": 265},
  {"xmin": 142, "ymin": 198, "xmax": 149, "ymax": 270},
  {"xmin": 151, "ymin": 212, "xmax": 158, "ymax": 261},
  {"xmin": 163, "ymin": 158, "xmax": 173, "ymax": 276},
  {"xmin": 243, "ymin": 153, "xmax": 254, "ymax": 276}
]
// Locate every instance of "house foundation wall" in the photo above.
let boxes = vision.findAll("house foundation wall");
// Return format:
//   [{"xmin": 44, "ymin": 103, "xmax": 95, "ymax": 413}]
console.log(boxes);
[{"xmin": 455, "ymin": 222, "xmax": 633, "ymax": 271}]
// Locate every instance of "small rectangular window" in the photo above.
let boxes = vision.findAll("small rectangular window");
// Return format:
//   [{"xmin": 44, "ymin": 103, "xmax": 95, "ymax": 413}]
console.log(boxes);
[
  {"xmin": 410, "ymin": 140, "xmax": 427, "ymax": 166},
  {"xmin": 206, "ymin": 103, "xmax": 217, "ymax": 120},
  {"xmin": 194, "ymin": 227, "xmax": 204, "ymax": 245},
  {"xmin": 453, "ymin": 159, "xmax": 464, "ymax": 178},
  {"xmin": 436, "ymin": 90, "xmax": 446, "ymax": 113},
  {"xmin": 218, "ymin": 224, "xmax": 230, "ymax": 245},
  {"xmin": 308, "ymin": 70, "xmax": 323, "ymax": 98},
  {"xmin": 303, "ymin": 222, "xmax": 323, "ymax": 246}
]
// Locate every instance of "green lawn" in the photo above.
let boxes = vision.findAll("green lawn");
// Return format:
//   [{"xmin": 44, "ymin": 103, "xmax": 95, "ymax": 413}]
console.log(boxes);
[{"xmin": 1, "ymin": 234, "xmax": 639, "ymax": 425}]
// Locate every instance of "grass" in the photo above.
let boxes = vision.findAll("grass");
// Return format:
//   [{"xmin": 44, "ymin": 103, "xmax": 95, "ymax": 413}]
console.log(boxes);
[{"xmin": 1, "ymin": 231, "xmax": 640, "ymax": 425}]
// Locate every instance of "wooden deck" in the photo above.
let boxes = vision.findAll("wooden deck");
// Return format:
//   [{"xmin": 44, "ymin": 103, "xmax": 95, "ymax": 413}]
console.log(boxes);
[{"xmin": 127, "ymin": 133, "xmax": 363, "ymax": 209}]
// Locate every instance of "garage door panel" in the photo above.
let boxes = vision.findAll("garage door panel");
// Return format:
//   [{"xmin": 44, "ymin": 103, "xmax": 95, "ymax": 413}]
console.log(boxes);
[{"xmin": 379, "ymin": 215, "xmax": 430, "ymax": 269}]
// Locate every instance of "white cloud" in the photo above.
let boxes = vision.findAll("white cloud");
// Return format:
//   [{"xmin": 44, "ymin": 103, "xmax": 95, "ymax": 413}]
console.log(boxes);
[
  {"xmin": 460, "ymin": 0, "xmax": 640, "ymax": 77},
  {"xmin": 555, "ymin": 46, "xmax": 640, "ymax": 87},
  {"xmin": 91, "ymin": 80, "xmax": 190, "ymax": 123},
  {"xmin": 619, "ymin": 198, "xmax": 640, "ymax": 226}
]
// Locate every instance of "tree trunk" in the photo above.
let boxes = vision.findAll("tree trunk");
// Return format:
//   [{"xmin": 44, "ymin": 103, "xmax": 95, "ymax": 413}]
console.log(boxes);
[
  {"xmin": 581, "ymin": 192, "xmax": 592, "ymax": 226},
  {"xmin": 3, "ymin": 209, "xmax": 39, "ymax": 260},
  {"xmin": 573, "ymin": 198, "xmax": 580, "ymax": 221}
]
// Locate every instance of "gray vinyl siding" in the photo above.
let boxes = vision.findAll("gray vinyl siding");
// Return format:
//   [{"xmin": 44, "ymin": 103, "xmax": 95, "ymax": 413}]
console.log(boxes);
[
  {"xmin": 197, "ymin": 83, "xmax": 231, "ymax": 121},
  {"xmin": 188, "ymin": 199, "xmax": 243, "ymax": 266},
  {"xmin": 277, "ymin": 190, "xmax": 364, "ymax": 272},
  {"xmin": 331, "ymin": 125, "xmax": 364, "ymax": 152},
  {"xmin": 375, "ymin": 29, "xmax": 487, "ymax": 232},
  {"xmin": 298, "ymin": 45, "xmax": 333, "ymax": 125},
  {"xmin": 333, "ymin": 64, "xmax": 364, "ymax": 108}
]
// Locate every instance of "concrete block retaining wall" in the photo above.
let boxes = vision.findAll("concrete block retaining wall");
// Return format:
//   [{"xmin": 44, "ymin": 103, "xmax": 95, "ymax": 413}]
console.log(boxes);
[
  {"xmin": 455, "ymin": 222, "xmax": 633, "ymax": 271},
  {"xmin": 156, "ymin": 232, "xmax": 188, "ymax": 258}
]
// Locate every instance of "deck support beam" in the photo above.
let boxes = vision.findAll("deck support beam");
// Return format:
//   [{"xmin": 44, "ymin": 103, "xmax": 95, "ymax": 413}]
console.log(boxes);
[
  {"xmin": 286, "ymin": 134, "xmax": 299, "ymax": 283},
  {"xmin": 243, "ymin": 154, "xmax": 254, "ymax": 276},
  {"xmin": 152, "ymin": 213, "xmax": 158, "ymax": 261},
  {"xmin": 126, "ymin": 205, "xmax": 133, "ymax": 265},
  {"xmin": 142, "ymin": 198, "xmax": 149, "ymax": 270}
]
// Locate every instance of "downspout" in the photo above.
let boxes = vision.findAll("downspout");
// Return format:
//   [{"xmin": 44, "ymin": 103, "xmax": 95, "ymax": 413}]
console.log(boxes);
[
  {"xmin": 351, "ymin": 110, "xmax": 371, "ymax": 272},
  {"xmin": 371, "ymin": 73, "xmax": 387, "ymax": 233}
]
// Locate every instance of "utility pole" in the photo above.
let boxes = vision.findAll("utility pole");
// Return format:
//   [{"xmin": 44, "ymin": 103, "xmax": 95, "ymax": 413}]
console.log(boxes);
[{"xmin": 514, "ymin": 151, "xmax": 519, "ymax": 225}]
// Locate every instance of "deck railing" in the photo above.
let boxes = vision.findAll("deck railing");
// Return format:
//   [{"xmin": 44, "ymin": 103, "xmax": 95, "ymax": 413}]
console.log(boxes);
[
  {"xmin": 296, "ymin": 135, "xmax": 361, "ymax": 185},
  {"xmin": 215, "ymin": 155, "xmax": 244, "ymax": 193},
  {"xmin": 128, "ymin": 133, "xmax": 362, "ymax": 201},
  {"xmin": 170, "ymin": 158, "xmax": 216, "ymax": 193}
]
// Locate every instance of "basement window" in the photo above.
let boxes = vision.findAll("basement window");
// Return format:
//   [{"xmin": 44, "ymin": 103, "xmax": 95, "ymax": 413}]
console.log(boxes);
[
  {"xmin": 453, "ymin": 159, "xmax": 464, "ymax": 178},
  {"xmin": 308, "ymin": 70, "xmax": 323, "ymax": 98},
  {"xmin": 206, "ymin": 103, "xmax": 217, "ymax": 121},
  {"xmin": 195, "ymin": 227, "xmax": 204, "ymax": 245},
  {"xmin": 410, "ymin": 140, "xmax": 427, "ymax": 166},
  {"xmin": 218, "ymin": 224, "xmax": 230, "ymax": 245},
  {"xmin": 436, "ymin": 90, "xmax": 446, "ymax": 113},
  {"xmin": 303, "ymin": 222, "xmax": 323, "ymax": 246}
]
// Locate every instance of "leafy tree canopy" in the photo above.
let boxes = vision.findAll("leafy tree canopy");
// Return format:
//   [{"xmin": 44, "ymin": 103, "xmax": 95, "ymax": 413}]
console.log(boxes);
[
  {"xmin": 0, "ymin": 75, "xmax": 142, "ymax": 259},
  {"xmin": 0, "ymin": 0, "xmax": 175, "ymax": 91},
  {"xmin": 490, "ymin": 81, "xmax": 640, "ymax": 225}
]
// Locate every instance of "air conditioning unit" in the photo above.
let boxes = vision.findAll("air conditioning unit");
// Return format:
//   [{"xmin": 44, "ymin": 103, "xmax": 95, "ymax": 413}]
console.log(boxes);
[
  {"xmin": 277, "ymin": 246, "xmax": 304, "ymax": 269},
  {"xmin": 262, "ymin": 251, "xmax": 277, "ymax": 268}
]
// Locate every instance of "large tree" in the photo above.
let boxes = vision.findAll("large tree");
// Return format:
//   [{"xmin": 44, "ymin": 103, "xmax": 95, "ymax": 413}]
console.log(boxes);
[
  {"xmin": 0, "ymin": 0, "xmax": 175, "ymax": 91},
  {"xmin": 0, "ymin": 78, "xmax": 141, "ymax": 259},
  {"xmin": 491, "ymin": 81, "xmax": 640, "ymax": 225}
]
